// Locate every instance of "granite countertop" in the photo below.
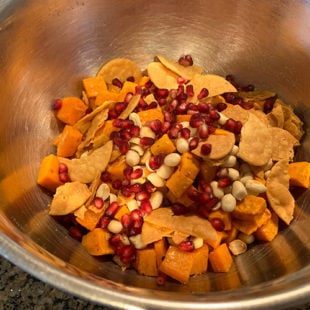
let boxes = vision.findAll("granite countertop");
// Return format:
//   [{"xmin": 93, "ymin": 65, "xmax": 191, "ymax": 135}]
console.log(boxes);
[{"xmin": 1, "ymin": 254, "xmax": 310, "ymax": 310}]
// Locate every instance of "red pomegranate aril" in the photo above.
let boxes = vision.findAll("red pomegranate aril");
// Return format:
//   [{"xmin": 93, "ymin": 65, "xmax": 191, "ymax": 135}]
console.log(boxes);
[
  {"xmin": 52, "ymin": 98, "xmax": 62, "ymax": 110},
  {"xmin": 108, "ymin": 109, "xmax": 119, "ymax": 119},
  {"xmin": 224, "ymin": 118, "xmax": 236, "ymax": 132},
  {"xmin": 199, "ymin": 180, "xmax": 213, "ymax": 194},
  {"xmin": 106, "ymin": 201, "xmax": 120, "ymax": 217},
  {"xmin": 205, "ymin": 197, "xmax": 219, "ymax": 210},
  {"xmin": 144, "ymin": 181, "xmax": 156, "ymax": 193},
  {"xmin": 129, "ymin": 183, "xmax": 143, "ymax": 193},
  {"xmin": 130, "ymin": 125, "xmax": 140, "ymax": 137},
  {"xmin": 200, "ymin": 143, "xmax": 212, "ymax": 155},
  {"xmin": 126, "ymin": 76, "xmax": 135, "ymax": 82},
  {"xmin": 121, "ymin": 185, "xmax": 132, "ymax": 197},
  {"xmin": 121, "ymin": 214, "xmax": 132, "ymax": 229},
  {"xmin": 148, "ymin": 154, "xmax": 164, "ymax": 170},
  {"xmin": 180, "ymin": 127, "xmax": 191, "ymax": 139},
  {"xmin": 163, "ymin": 111, "xmax": 174, "ymax": 123},
  {"xmin": 149, "ymin": 119, "xmax": 162, "ymax": 134},
  {"xmin": 176, "ymin": 102, "xmax": 188, "ymax": 114},
  {"xmin": 216, "ymin": 102, "xmax": 227, "ymax": 112},
  {"xmin": 189, "ymin": 114, "xmax": 205, "ymax": 128},
  {"xmin": 179, "ymin": 240, "xmax": 195, "ymax": 252},
  {"xmin": 198, "ymin": 123, "xmax": 209, "ymax": 139},
  {"xmin": 222, "ymin": 92, "xmax": 235, "ymax": 103},
  {"xmin": 198, "ymin": 192, "xmax": 211, "ymax": 204},
  {"xmin": 138, "ymin": 97, "xmax": 148, "ymax": 109},
  {"xmin": 197, "ymin": 102, "xmax": 209, "ymax": 113},
  {"xmin": 69, "ymin": 226, "xmax": 84, "ymax": 241},
  {"xmin": 112, "ymin": 179, "xmax": 122, "ymax": 190},
  {"xmin": 59, "ymin": 162, "xmax": 68, "ymax": 173},
  {"xmin": 118, "ymin": 141, "xmax": 130, "ymax": 154},
  {"xmin": 239, "ymin": 101, "xmax": 254, "ymax": 110},
  {"xmin": 176, "ymin": 92, "xmax": 188, "ymax": 103},
  {"xmin": 235, "ymin": 121, "xmax": 243, "ymax": 134},
  {"xmin": 131, "ymin": 168, "xmax": 143, "ymax": 179},
  {"xmin": 157, "ymin": 98, "xmax": 167, "ymax": 106},
  {"xmin": 94, "ymin": 197, "xmax": 104, "ymax": 209},
  {"xmin": 109, "ymin": 233, "xmax": 122, "ymax": 246},
  {"xmin": 232, "ymin": 97, "xmax": 243, "ymax": 106},
  {"xmin": 189, "ymin": 137, "xmax": 199, "ymax": 150},
  {"xmin": 100, "ymin": 216, "xmax": 111, "ymax": 228},
  {"xmin": 155, "ymin": 88, "xmax": 169, "ymax": 99},
  {"xmin": 156, "ymin": 273, "xmax": 167, "ymax": 286},
  {"xmin": 59, "ymin": 172, "xmax": 70, "ymax": 183},
  {"xmin": 263, "ymin": 96, "xmax": 277, "ymax": 114},
  {"xmin": 176, "ymin": 85, "xmax": 185, "ymax": 97},
  {"xmin": 242, "ymin": 84, "xmax": 255, "ymax": 92},
  {"xmin": 209, "ymin": 109, "xmax": 220, "ymax": 120},
  {"xmin": 178, "ymin": 54, "xmax": 193, "ymax": 67},
  {"xmin": 120, "ymin": 245, "xmax": 136, "ymax": 259},
  {"xmin": 210, "ymin": 217, "xmax": 225, "ymax": 231},
  {"xmin": 114, "ymin": 101, "xmax": 127, "ymax": 114},
  {"xmin": 177, "ymin": 76, "xmax": 188, "ymax": 84},
  {"xmin": 197, "ymin": 87, "xmax": 209, "ymax": 99},
  {"xmin": 119, "ymin": 129, "xmax": 132, "ymax": 141},
  {"xmin": 168, "ymin": 125, "xmax": 180, "ymax": 139},
  {"xmin": 144, "ymin": 79, "xmax": 153, "ymax": 89},
  {"xmin": 135, "ymin": 191, "xmax": 151, "ymax": 201},
  {"xmin": 187, "ymin": 188, "xmax": 201, "ymax": 201},
  {"xmin": 148, "ymin": 101, "xmax": 158, "ymax": 109},
  {"xmin": 140, "ymin": 137, "xmax": 155, "ymax": 146},
  {"xmin": 171, "ymin": 203, "xmax": 189, "ymax": 215},
  {"xmin": 161, "ymin": 121, "xmax": 171, "ymax": 134},
  {"xmin": 112, "ymin": 78, "xmax": 123, "ymax": 88},
  {"xmin": 186, "ymin": 84, "xmax": 194, "ymax": 97},
  {"xmin": 140, "ymin": 199, "xmax": 153, "ymax": 215},
  {"xmin": 100, "ymin": 171, "xmax": 111, "ymax": 182},
  {"xmin": 218, "ymin": 177, "xmax": 232, "ymax": 188},
  {"xmin": 130, "ymin": 209, "xmax": 143, "ymax": 221},
  {"xmin": 123, "ymin": 166, "xmax": 134, "ymax": 180}
]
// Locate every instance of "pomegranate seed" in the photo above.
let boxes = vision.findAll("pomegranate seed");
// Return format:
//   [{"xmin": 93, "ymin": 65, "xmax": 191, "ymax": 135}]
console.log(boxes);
[
  {"xmin": 210, "ymin": 218, "xmax": 225, "ymax": 231},
  {"xmin": 176, "ymin": 85, "xmax": 185, "ymax": 97},
  {"xmin": 119, "ymin": 141, "xmax": 130, "ymax": 154},
  {"xmin": 131, "ymin": 168, "xmax": 143, "ymax": 179},
  {"xmin": 144, "ymin": 181, "xmax": 156, "ymax": 193},
  {"xmin": 100, "ymin": 171, "xmax": 111, "ymax": 182},
  {"xmin": 180, "ymin": 127, "xmax": 191, "ymax": 139},
  {"xmin": 130, "ymin": 209, "xmax": 143, "ymax": 221},
  {"xmin": 204, "ymin": 197, "xmax": 219, "ymax": 210},
  {"xmin": 148, "ymin": 155, "xmax": 163, "ymax": 170},
  {"xmin": 199, "ymin": 181, "xmax": 213, "ymax": 194},
  {"xmin": 190, "ymin": 114, "xmax": 205, "ymax": 128},
  {"xmin": 121, "ymin": 214, "xmax": 132, "ymax": 229},
  {"xmin": 59, "ymin": 172, "xmax": 70, "ymax": 183},
  {"xmin": 187, "ymin": 104, "xmax": 199, "ymax": 114},
  {"xmin": 222, "ymin": 92, "xmax": 235, "ymax": 103},
  {"xmin": 168, "ymin": 125, "xmax": 180, "ymax": 139},
  {"xmin": 171, "ymin": 203, "xmax": 189, "ymax": 215},
  {"xmin": 176, "ymin": 102, "xmax": 188, "ymax": 114},
  {"xmin": 200, "ymin": 143, "xmax": 212, "ymax": 155},
  {"xmin": 186, "ymin": 84, "xmax": 194, "ymax": 97},
  {"xmin": 177, "ymin": 76, "xmax": 188, "ymax": 84},
  {"xmin": 198, "ymin": 124, "xmax": 209, "ymax": 139},
  {"xmin": 140, "ymin": 199, "xmax": 153, "ymax": 215},
  {"xmin": 209, "ymin": 109, "xmax": 220, "ymax": 120},
  {"xmin": 144, "ymin": 79, "xmax": 153, "ymax": 89},
  {"xmin": 197, "ymin": 88, "xmax": 209, "ymax": 99},
  {"xmin": 224, "ymin": 118, "xmax": 237, "ymax": 133},
  {"xmin": 109, "ymin": 233, "xmax": 122, "ymax": 246},
  {"xmin": 119, "ymin": 129, "xmax": 132, "ymax": 141},
  {"xmin": 178, "ymin": 55, "xmax": 193, "ymax": 67},
  {"xmin": 217, "ymin": 177, "xmax": 232, "ymax": 188},
  {"xmin": 58, "ymin": 163, "xmax": 68, "ymax": 173},
  {"xmin": 239, "ymin": 101, "xmax": 254, "ymax": 110},
  {"xmin": 226, "ymin": 74, "xmax": 238, "ymax": 88},
  {"xmin": 155, "ymin": 88, "xmax": 169, "ymax": 99},
  {"xmin": 112, "ymin": 179, "xmax": 122, "ymax": 190},
  {"xmin": 121, "ymin": 185, "xmax": 132, "ymax": 197},
  {"xmin": 126, "ymin": 76, "xmax": 135, "ymax": 82},
  {"xmin": 198, "ymin": 192, "xmax": 211, "ymax": 204},
  {"xmin": 100, "ymin": 216, "xmax": 111, "ymax": 228},
  {"xmin": 157, "ymin": 98, "xmax": 167, "ymax": 106},
  {"xmin": 106, "ymin": 201, "xmax": 120, "ymax": 217},
  {"xmin": 94, "ymin": 197, "xmax": 104, "ymax": 209},
  {"xmin": 196, "ymin": 102, "xmax": 209, "ymax": 113},
  {"xmin": 112, "ymin": 78, "xmax": 123, "ymax": 88},
  {"xmin": 120, "ymin": 245, "xmax": 136, "ymax": 263},
  {"xmin": 156, "ymin": 273, "xmax": 167, "ymax": 286},
  {"xmin": 138, "ymin": 97, "xmax": 148, "ymax": 109},
  {"xmin": 135, "ymin": 191, "xmax": 151, "ymax": 201},
  {"xmin": 187, "ymin": 188, "xmax": 201, "ymax": 201},
  {"xmin": 179, "ymin": 240, "xmax": 195, "ymax": 252},
  {"xmin": 216, "ymin": 102, "xmax": 227, "ymax": 112},
  {"xmin": 235, "ymin": 121, "xmax": 243, "ymax": 134},
  {"xmin": 231, "ymin": 97, "xmax": 243, "ymax": 106},
  {"xmin": 148, "ymin": 101, "xmax": 158, "ymax": 109},
  {"xmin": 52, "ymin": 98, "xmax": 62, "ymax": 110},
  {"xmin": 130, "ymin": 125, "xmax": 140, "ymax": 137},
  {"xmin": 263, "ymin": 96, "xmax": 277, "ymax": 114},
  {"xmin": 123, "ymin": 166, "xmax": 133, "ymax": 180},
  {"xmin": 176, "ymin": 92, "xmax": 188, "ymax": 103},
  {"xmin": 163, "ymin": 111, "xmax": 174, "ymax": 123},
  {"xmin": 161, "ymin": 121, "xmax": 171, "ymax": 134},
  {"xmin": 114, "ymin": 102, "xmax": 127, "ymax": 114},
  {"xmin": 129, "ymin": 183, "xmax": 143, "ymax": 193},
  {"xmin": 149, "ymin": 119, "xmax": 162, "ymax": 134},
  {"xmin": 189, "ymin": 137, "xmax": 199, "ymax": 150},
  {"xmin": 69, "ymin": 226, "xmax": 84, "ymax": 241},
  {"xmin": 140, "ymin": 137, "xmax": 155, "ymax": 146}
]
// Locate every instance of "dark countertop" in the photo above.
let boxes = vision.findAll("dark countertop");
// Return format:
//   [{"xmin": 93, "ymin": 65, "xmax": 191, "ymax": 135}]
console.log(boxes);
[{"xmin": 1, "ymin": 254, "xmax": 310, "ymax": 310}]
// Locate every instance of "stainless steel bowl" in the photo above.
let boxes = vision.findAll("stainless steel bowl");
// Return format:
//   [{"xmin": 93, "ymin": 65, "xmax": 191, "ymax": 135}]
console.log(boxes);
[{"xmin": 1, "ymin": 0, "xmax": 310, "ymax": 309}]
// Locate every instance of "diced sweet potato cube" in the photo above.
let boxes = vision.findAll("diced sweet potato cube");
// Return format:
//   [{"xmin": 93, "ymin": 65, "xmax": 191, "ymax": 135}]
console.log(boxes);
[
  {"xmin": 81, "ymin": 228, "xmax": 114, "ymax": 256},
  {"xmin": 83, "ymin": 76, "xmax": 107, "ymax": 98},
  {"xmin": 94, "ymin": 90, "xmax": 120, "ymax": 106},
  {"xmin": 208, "ymin": 209, "xmax": 232, "ymax": 231},
  {"xmin": 166, "ymin": 169, "xmax": 194, "ymax": 198},
  {"xmin": 232, "ymin": 195, "xmax": 267, "ymax": 220},
  {"xmin": 190, "ymin": 244, "xmax": 209, "ymax": 275},
  {"xmin": 176, "ymin": 114, "xmax": 191, "ymax": 122},
  {"xmin": 119, "ymin": 81, "xmax": 138, "ymax": 101},
  {"xmin": 209, "ymin": 243, "xmax": 233, "ymax": 273},
  {"xmin": 107, "ymin": 156, "xmax": 127, "ymax": 181},
  {"xmin": 233, "ymin": 208, "xmax": 271, "ymax": 235},
  {"xmin": 254, "ymin": 212, "xmax": 279, "ymax": 242},
  {"xmin": 159, "ymin": 245, "xmax": 194, "ymax": 283},
  {"xmin": 288, "ymin": 161, "xmax": 310, "ymax": 188},
  {"xmin": 166, "ymin": 186, "xmax": 195, "ymax": 207},
  {"xmin": 150, "ymin": 133, "xmax": 176, "ymax": 155},
  {"xmin": 137, "ymin": 108, "xmax": 164, "ymax": 125},
  {"xmin": 37, "ymin": 154, "xmax": 63, "ymax": 192},
  {"xmin": 56, "ymin": 125, "xmax": 83, "ymax": 157},
  {"xmin": 94, "ymin": 120, "xmax": 120, "ymax": 146},
  {"xmin": 179, "ymin": 152, "xmax": 200, "ymax": 180},
  {"xmin": 199, "ymin": 159, "xmax": 218, "ymax": 183},
  {"xmin": 134, "ymin": 247, "xmax": 158, "ymax": 276},
  {"xmin": 154, "ymin": 239, "xmax": 168, "ymax": 267},
  {"xmin": 225, "ymin": 225, "xmax": 239, "ymax": 243},
  {"xmin": 114, "ymin": 204, "xmax": 130, "ymax": 221},
  {"xmin": 205, "ymin": 231, "xmax": 228, "ymax": 249},
  {"xmin": 76, "ymin": 207, "xmax": 104, "ymax": 231},
  {"xmin": 138, "ymin": 76, "xmax": 150, "ymax": 86},
  {"xmin": 56, "ymin": 97, "xmax": 88, "ymax": 125}
]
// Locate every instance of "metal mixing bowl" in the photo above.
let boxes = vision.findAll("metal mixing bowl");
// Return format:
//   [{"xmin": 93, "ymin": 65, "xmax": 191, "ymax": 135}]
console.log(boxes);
[{"xmin": 1, "ymin": 0, "xmax": 310, "ymax": 309}]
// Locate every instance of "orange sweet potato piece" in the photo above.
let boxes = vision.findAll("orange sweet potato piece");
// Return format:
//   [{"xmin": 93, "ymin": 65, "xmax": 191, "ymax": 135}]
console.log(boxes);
[
  {"xmin": 94, "ymin": 120, "xmax": 120, "ymax": 146},
  {"xmin": 114, "ymin": 204, "xmax": 130, "ymax": 221},
  {"xmin": 225, "ymin": 225, "xmax": 239, "ymax": 243},
  {"xmin": 179, "ymin": 152, "xmax": 200, "ymax": 180},
  {"xmin": 208, "ymin": 209, "xmax": 232, "ymax": 231},
  {"xmin": 159, "ymin": 245, "xmax": 194, "ymax": 283},
  {"xmin": 37, "ymin": 154, "xmax": 63, "ymax": 192},
  {"xmin": 75, "ymin": 206, "xmax": 105, "ymax": 231},
  {"xmin": 138, "ymin": 76, "xmax": 150, "ymax": 86},
  {"xmin": 56, "ymin": 97, "xmax": 88, "ymax": 125},
  {"xmin": 107, "ymin": 156, "xmax": 127, "ymax": 181},
  {"xmin": 190, "ymin": 244, "xmax": 209, "ymax": 275},
  {"xmin": 119, "ymin": 81, "xmax": 138, "ymax": 101},
  {"xmin": 94, "ymin": 90, "xmax": 120, "ymax": 106},
  {"xmin": 166, "ymin": 186, "xmax": 196, "ymax": 207},
  {"xmin": 288, "ymin": 161, "xmax": 310, "ymax": 188},
  {"xmin": 166, "ymin": 169, "xmax": 194, "ymax": 198},
  {"xmin": 154, "ymin": 239, "xmax": 168, "ymax": 268},
  {"xmin": 176, "ymin": 114, "xmax": 192, "ymax": 123},
  {"xmin": 254, "ymin": 212, "xmax": 279, "ymax": 242},
  {"xmin": 205, "ymin": 231, "xmax": 228, "ymax": 249},
  {"xmin": 81, "ymin": 228, "xmax": 114, "ymax": 256},
  {"xmin": 199, "ymin": 160, "xmax": 217, "ymax": 183},
  {"xmin": 150, "ymin": 133, "xmax": 176, "ymax": 155},
  {"xmin": 134, "ymin": 247, "xmax": 158, "ymax": 276},
  {"xmin": 209, "ymin": 243, "xmax": 233, "ymax": 273},
  {"xmin": 137, "ymin": 108, "xmax": 164, "ymax": 125},
  {"xmin": 83, "ymin": 76, "xmax": 107, "ymax": 98},
  {"xmin": 55, "ymin": 125, "xmax": 83, "ymax": 157}
]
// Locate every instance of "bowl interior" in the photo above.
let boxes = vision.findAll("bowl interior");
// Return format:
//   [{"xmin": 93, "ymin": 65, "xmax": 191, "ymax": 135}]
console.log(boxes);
[{"xmin": 1, "ymin": 0, "xmax": 310, "ymax": 309}]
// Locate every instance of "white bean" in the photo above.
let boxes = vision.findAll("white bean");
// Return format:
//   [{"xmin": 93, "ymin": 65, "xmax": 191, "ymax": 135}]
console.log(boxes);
[
  {"xmin": 245, "ymin": 179, "xmax": 267, "ymax": 195},
  {"xmin": 150, "ymin": 191, "xmax": 163, "ymax": 209},
  {"xmin": 107, "ymin": 220, "xmax": 123, "ymax": 234},
  {"xmin": 230, "ymin": 145, "xmax": 239, "ymax": 156},
  {"xmin": 221, "ymin": 193, "xmax": 236, "ymax": 212},
  {"xmin": 232, "ymin": 180, "xmax": 247, "ymax": 201},
  {"xmin": 210, "ymin": 181, "xmax": 224, "ymax": 199},
  {"xmin": 240, "ymin": 173, "xmax": 253, "ymax": 184},
  {"xmin": 238, "ymin": 232, "xmax": 255, "ymax": 244},
  {"xmin": 126, "ymin": 149, "xmax": 140, "ymax": 167},
  {"xmin": 156, "ymin": 164, "xmax": 174, "ymax": 179},
  {"xmin": 164, "ymin": 153, "xmax": 181, "ymax": 167},
  {"xmin": 218, "ymin": 112, "xmax": 229, "ymax": 125},
  {"xmin": 221, "ymin": 155, "xmax": 237, "ymax": 168},
  {"xmin": 147, "ymin": 173, "xmax": 165, "ymax": 187},
  {"xmin": 228, "ymin": 168, "xmax": 240, "ymax": 180},
  {"xmin": 180, "ymin": 121, "xmax": 197, "ymax": 136},
  {"xmin": 176, "ymin": 137, "xmax": 189, "ymax": 153},
  {"xmin": 96, "ymin": 183, "xmax": 110, "ymax": 201},
  {"xmin": 192, "ymin": 237, "xmax": 204, "ymax": 249},
  {"xmin": 140, "ymin": 126, "xmax": 155, "ymax": 139},
  {"xmin": 127, "ymin": 199, "xmax": 139, "ymax": 211},
  {"xmin": 212, "ymin": 201, "xmax": 222, "ymax": 211},
  {"xmin": 229, "ymin": 239, "xmax": 247, "ymax": 255},
  {"xmin": 131, "ymin": 144, "xmax": 144, "ymax": 156},
  {"xmin": 129, "ymin": 112, "xmax": 142, "ymax": 127},
  {"xmin": 129, "ymin": 234, "xmax": 146, "ymax": 249},
  {"xmin": 109, "ymin": 193, "xmax": 117, "ymax": 203}
]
